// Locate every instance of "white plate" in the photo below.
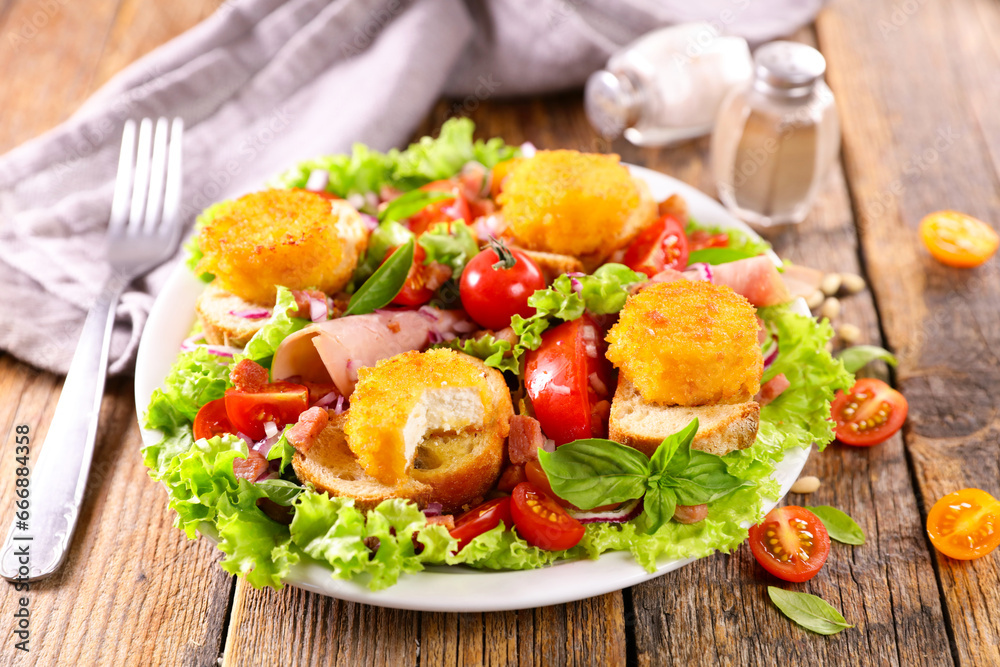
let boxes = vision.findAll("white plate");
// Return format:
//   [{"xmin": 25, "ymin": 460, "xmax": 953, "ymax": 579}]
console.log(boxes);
[{"xmin": 135, "ymin": 164, "xmax": 810, "ymax": 612}]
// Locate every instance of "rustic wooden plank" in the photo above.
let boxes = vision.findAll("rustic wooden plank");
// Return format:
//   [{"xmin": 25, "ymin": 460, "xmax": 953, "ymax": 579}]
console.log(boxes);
[{"xmin": 818, "ymin": 0, "xmax": 1000, "ymax": 664}]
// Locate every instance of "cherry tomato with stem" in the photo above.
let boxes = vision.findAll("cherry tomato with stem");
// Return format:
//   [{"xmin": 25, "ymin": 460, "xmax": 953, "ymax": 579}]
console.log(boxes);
[
  {"xmin": 450, "ymin": 497, "xmax": 512, "ymax": 551},
  {"xmin": 224, "ymin": 380, "xmax": 309, "ymax": 441},
  {"xmin": 510, "ymin": 482, "xmax": 585, "ymax": 551},
  {"xmin": 748, "ymin": 505, "xmax": 830, "ymax": 582},
  {"xmin": 831, "ymin": 378, "xmax": 908, "ymax": 447},
  {"xmin": 193, "ymin": 398, "xmax": 234, "ymax": 441},
  {"xmin": 926, "ymin": 488, "xmax": 1000, "ymax": 560},
  {"xmin": 622, "ymin": 214, "xmax": 689, "ymax": 276},
  {"xmin": 459, "ymin": 239, "xmax": 546, "ymax": 330}
]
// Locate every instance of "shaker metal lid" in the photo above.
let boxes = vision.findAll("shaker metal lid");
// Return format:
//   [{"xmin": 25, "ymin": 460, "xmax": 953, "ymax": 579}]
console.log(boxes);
[
  {"xmin": 753, "ymin": 41, "xmax": 826, "ymax": 96},
  {"xmin": 585, "ymin": 70, "xmax": 640, "ymax": 138}
]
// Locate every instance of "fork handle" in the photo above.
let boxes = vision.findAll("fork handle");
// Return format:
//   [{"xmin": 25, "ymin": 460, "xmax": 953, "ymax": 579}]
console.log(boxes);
[{"xmin": 0, "ymin": 272, "xmax": 128, "ymax": 581}]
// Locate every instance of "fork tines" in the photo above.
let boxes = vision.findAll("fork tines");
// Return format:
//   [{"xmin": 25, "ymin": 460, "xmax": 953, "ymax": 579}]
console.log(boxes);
[{"xmin": 109, "ymin": 117, "xmax": 185, "ymax": 237}]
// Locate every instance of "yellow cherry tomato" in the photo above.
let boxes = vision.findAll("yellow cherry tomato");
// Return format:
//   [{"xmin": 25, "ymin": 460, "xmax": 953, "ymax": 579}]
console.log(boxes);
[
  {"xmin": 926, "ymin": 488, "xmax": 1000, "ymax": 560},
  {"xmin": 919, "ymin": 211, "xmax": 999, "ymax": 268}
]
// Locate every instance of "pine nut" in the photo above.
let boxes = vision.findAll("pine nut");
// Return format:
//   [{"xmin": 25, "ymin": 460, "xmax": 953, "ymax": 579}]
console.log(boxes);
[
  {"xmin": 821, "ymin": 273, "xmax": 842, "ymax": 296},
  {"xmin": 790, "ymin": 476, "xmax": 821, "ymax": 494},
  {"xmin": 839, "ymin": 323, "xmax": 861, "ymax": 344},
  {"xmin": 840, "ymin": 272, "xmax": 866, "ymax": 294},
  {"xmin": 820, "ymin": 297, "xmax": 841, "ymax": 320},
  {"xmin": 806, "ymin": 289, "xmax": 825, "ymax": 310}
]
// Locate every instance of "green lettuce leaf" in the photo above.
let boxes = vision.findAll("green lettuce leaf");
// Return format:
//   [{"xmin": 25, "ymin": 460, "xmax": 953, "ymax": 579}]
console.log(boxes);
[
  {"xmin": 442, "ymin": 334, "xmax": 518, "ymax": 374},
  {"xmin": 290, "ymin": 493, "xmax": 371, "ymax": 579},
  {"xmin": 184, "ymin": 200, "xmax": 235, "ymax": 282},
  {"xmin": 238, "ymin": 286, "xmax": 309, "ymax": 369},
  {"xmin": 419, "ymin": 221, "xmax": 480, "ymax": 277},
  {"xmin": 686, "ymin": 219, "xmax": 772, "ymax": 260},
  {"xmin": 216, "ymin": 489, "xmax": 300, "ymax": 589}
]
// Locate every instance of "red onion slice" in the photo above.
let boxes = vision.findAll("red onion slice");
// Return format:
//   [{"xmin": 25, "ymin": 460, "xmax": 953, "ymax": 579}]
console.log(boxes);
[
  {"xmin": 519, "ymin": 142, "xmax": 537, "ymax": 158},
  {"xmin": 423, "ymin": 502, "xmax": 444, "ymax": 517},
  {"xmin": 263, "ymin": 421, "xmax": 279, "ymax": 440},
  {"xmin": 314, "ymin": 391, "xmax": 339, "ymax": 408},
  {"xmin": 228, "ymin": 308, "xmax": 271, "ymax": 320},
  {"xmin": 360, "ymin": 213, "xmax": 378, "ymax": 231},
  {"xmin": 309, "ymin": 297, "xmax": 327, "ymax": 323},
  {"xmin": 570, "ymin": 499, "xmax": 642, "ymax": 524},
  {"xmin": 333, "ymin": 395, "xmax": 346, "ymax": 414}
]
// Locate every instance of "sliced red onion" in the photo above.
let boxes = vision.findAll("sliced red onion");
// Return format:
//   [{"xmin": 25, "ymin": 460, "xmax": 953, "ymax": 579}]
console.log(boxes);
[
  {"xmin": 423, "ymin": 502, "xmax": 444, "ymax": 517},
  {"xmin": 417, "ymin": 305, "xmax": 440, "ymax": 321},
  {"xmin": 347, "ymin": 193, "xmax": 365, "ymax": 209},
  {"xmin": 570, "ymin": 499, "xmax": 642, "ymax": 524},
  {"xmin": 452, "ymin": 319, "xmax": 476, "ymax": 334},
  {"xmin": 304, "ymin": 169, "xmax": 329, "ymax": 192},
  {"xmin": 588, "ymin": 372, "xmax": 608, "ymax": 396},
  {"xmin": 542, "ymin": 438, "xmax": 556, "ymax": 453},
  {"xmin": 570, "ymin": 277, "xmax": 583, "ymax": 295},
  {"xmin": 333, "ymin": 395, "xmax": 346, "ymax": 415},
  {"xmin": 314, "ymin": 391, "xmax": 339, "ymax": 408},
  {"xmin": 684, "ymin": 262, "xmax": 714, "ymax": 283},
  {"xmin": 255, "ymin": 469, "xmax": 279, "ymax": 483},
  {"xmin": 180, "ymin": 334, "xmax": 206, "ymax": 351},
  {"xmin": 360, "ymin": 213, "xmax": 379, "ymax": 231},
  {"xmin": 236, "ymin": 432, "xmax": 254, "ymax": 448},
  {"xmin": 263, "ymin": 421, "xmax": 279, "ymax": 440},
  {"xmin": 442, "ymin": 202, "xmax": 463, "ymax": 220},
  {"xmin": 254, "ymin": 430, "xmax": 282, "ymax": 458},
  {"xmin": 475, "ymin": 215, "xmax": 504, "ymax": 242},
  {"xmin": 228, "ymin": 308, "xmax": 271, "ymax": 320},
  {"xmin": 309, "ymin": 297, "xmax": 327, "ymax": 323},
  {"xmin": 428, "ymin": 330, "xmax": 443, "ymax": 345},
  {"xmin": 519, "ymin": 142, "xmax": 537, "ymax": 158},
  {"xmin": 763, "ymin": 345, "xmax": 780, "ymax": 370}
]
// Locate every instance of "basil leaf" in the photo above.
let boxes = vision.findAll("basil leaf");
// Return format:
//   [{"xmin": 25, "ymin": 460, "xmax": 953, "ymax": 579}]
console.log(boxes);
[
  {"xmin": 837, "ymin": 345, "xmax": 897, "ymax": 374},
  {"xmin": 378, "ymin": 190, "xmax": 451, "ymax": 222},
  {"xmin": 807, "ymin": 506, "xmax": 866, "ymax": 545},
  {"xmin": 641, "ymin": 484, "xmax": 676, "ymax": 535},
  {"xmin": 256, "ymin": 479, "xmax": 303, "ymax": 506},
  {"xmin": 650, "ymin": 418, "xmax": 699, "ymax": 476},
  {"xmin": 687, "ymin": 247, "xmax": 760, "ymax": 265},
  {"xmin": 767, "ymin": 587, "xmax": 853, "ymax": 635},
  {"xmin": 537, "ymin": 439, "xmax": 650, "ymax": 510},
  {"xmin": 344, "ymin": 238, "xmax": 414, "ymax": 315}
]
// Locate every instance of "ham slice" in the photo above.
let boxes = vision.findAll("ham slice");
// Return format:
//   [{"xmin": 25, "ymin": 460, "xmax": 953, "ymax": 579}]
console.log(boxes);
[
  {"xmin": 710, "ymin": 256, "xmax": 791, "ymax": 307},
  {"xmin": 755, "ymin": 373, "xmax": 790, "ymax": 406},
  {"xmin": 781, "ymin": 264, "xmax": 824, "ymax": 300},
  {"xmin": 271, "ymin": 308, "xmax": 475, "ymax": 396}
]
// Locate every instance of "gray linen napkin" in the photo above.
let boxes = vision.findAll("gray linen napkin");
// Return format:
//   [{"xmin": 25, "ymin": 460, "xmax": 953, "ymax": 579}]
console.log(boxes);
[{"xmin": 0, "ymin": 0, "xmax": 822, "ymax": 375}]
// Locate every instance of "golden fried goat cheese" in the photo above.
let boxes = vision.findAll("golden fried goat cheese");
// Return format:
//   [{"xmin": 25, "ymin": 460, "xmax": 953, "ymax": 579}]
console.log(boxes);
[
  {"xmin": 496, "ymin": 150, "xmax": 657, "ymax": 265},
  {"xmin": 344, "ymin": 349, "xmax": 512, "ymax": 487},
  {"xmin": 195, "ymin": 189, "xmax": 367, "ymax": 305},
  {"xmin": 606, "ymin": 280, "xmax": 762, "ymax": 406}
]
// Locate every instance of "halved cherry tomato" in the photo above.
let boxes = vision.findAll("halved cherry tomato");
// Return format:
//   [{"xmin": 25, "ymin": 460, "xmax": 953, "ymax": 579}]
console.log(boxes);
[
  {"xmin": 622, "ymin": 214, "xmax": 689, "ymax": 276},
  {"xmin": 224, "ymin": 380, "xmax": 309, "ymax": 441},
  {"xmin": 831, "ymin": 378, "xmax": 908, "ymax": 447},
  {"xmin": 688, "ymin": 229, "xmax": 729, "ymax": 251},
  {"xmin": 748, "ymin": 505, "xmax": 830, "ymax": 582},
  {"xmin": 525, "ymin": 459, "xmax": 620, "ymax": 512},
  {"xmin": 408, "ymin": 180, "xmax": 471, "ymax": 235},
  {"xmin": 389, "ymin": 244, "xmax": 436, "ymax": 306},
  {"xmin": 510, "ymin": 482, "xmax": 585, "ymax": 551},
  {"xmin": 450, "ymin": 497, "xmax": 512, "ymax": 551},
  {"xmin": 524, "ymin": 315, "xmax": 613, "ymax": 445},
  {"xmin": 459, "ymin": 243, "xmax": 546, "ymax": 329},
  {"xmin": 193, "ymin": 398, "xmax": 234, "ymax": 441},
  {"xmin": 927, "ymin": 488, "xmax": 1000, "ymax": 560},
  {"xmin": 920, "ymin": 210, "xmax": 999, "ymax": 268}
]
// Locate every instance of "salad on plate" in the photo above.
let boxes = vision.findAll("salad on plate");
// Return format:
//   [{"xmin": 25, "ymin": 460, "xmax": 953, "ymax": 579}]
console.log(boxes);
[{"xmin": 140, "ymin": 118, "xmax": 852, "ymax": 593}]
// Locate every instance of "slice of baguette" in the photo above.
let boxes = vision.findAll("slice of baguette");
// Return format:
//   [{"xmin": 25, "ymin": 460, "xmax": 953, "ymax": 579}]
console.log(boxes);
[
  {"xmin": 515, "ymin": 248, "xmax": 585, "ymax": 284},
  {"xmin": 196, "ymin": 281, "xmax": 269, "ymax": 347},
  {"xmin": 608, "ymin": 378, "xmax": 760, "ymax": 458}
]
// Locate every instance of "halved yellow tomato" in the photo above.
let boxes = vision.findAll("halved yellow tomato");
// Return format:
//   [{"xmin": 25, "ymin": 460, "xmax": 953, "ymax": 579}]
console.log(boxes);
[
  {"xmin": 926, "ymin": 488, "xmax": 1000, "ymax": 560},
  {"xmin": 919, "ymin": 211, "xmax": 999, "ymax": 268}
]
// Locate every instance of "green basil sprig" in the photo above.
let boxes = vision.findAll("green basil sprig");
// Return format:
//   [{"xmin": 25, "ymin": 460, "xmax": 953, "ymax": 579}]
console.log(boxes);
[
  {"xmin": 807, "ymin": 506, "xmax": 866, "ymax": 545},
  {"xmin": 344, "ymin": 238, "xmax": 414, "ymax": 316},
  {"xmin": 537, "ymin": 419, "xmax": 748, "ymax": 534},
  {"xmin": 836, "ymin": 345, "xmax": 897, "ymax": 373},
  {"xmin": 767, "ymin": 587, "xmax": 853, "ymax": 635},
  {"xmin": 378, "ymin": 190, "xmax": 451, "ymax": 222}
]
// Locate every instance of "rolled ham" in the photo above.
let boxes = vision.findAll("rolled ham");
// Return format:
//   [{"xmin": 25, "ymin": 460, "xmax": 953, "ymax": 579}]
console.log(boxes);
[
  {"xmin": 271, "ymin": 308, "xmax": 476, "ymax": 396},
  {"xmin": 709, "ymin": 256, "xmax": 791, "ymax": 307}
]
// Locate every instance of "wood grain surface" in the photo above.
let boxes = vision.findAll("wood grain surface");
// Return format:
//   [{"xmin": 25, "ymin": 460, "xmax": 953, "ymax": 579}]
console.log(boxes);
[{"xmin": 2, "ymin": 0, "xmax": 999, "ymax": 665}]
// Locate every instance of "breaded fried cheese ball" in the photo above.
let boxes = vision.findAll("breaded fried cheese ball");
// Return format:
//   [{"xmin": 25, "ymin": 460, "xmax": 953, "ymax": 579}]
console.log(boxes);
[
  {"xmin": 497, "ymin": 150, "xmax": 656, "ymax": 264},
  {"xmin": 196, "ymin": 189, "xmax": 367, "ymax": 305},
  {"xmin": 345, "ymin": 349, "xmax": 512, "ymax": 487},
  {"xmin": 606, "ymin": 281, "xmax": 762, "ymax": 406}
]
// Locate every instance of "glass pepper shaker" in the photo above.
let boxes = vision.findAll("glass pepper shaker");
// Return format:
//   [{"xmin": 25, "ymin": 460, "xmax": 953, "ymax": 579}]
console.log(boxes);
[
  {"xmin": 711, "ymin": 41, "xmax": 840, "ymax": 228},
  {"xmin": 585, "ymin": 22, "xmax": 753, "ymax": 147}
]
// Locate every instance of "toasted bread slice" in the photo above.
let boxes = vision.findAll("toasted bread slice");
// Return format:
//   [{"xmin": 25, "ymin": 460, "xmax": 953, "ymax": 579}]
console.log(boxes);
[
  {"xmin": 515, "ymin": 248, "xmax": 585, "ymax": 284},
  {"xmin": 196, "ymin": 281, "xmax": 269, "ymax": 347},
  {"xmin": 608, "ymin": 378, "xmax": 760, "ymax": 458}
]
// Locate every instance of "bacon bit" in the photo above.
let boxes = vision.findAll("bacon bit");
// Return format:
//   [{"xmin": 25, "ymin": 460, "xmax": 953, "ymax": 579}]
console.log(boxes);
[
  {"xmin": 508, "ymin": 415, "xmax": 545, "ymax": 465},
  {"xmin": 590, "ymin": 400, "xmax": 612, "ymax": 438},
  {"xmin": 387, "ymin": 321, "xmax": 401, "ymax": 333},
  {"xmin": 423, "ymin": 261, "xmax": 453, "ymax": 292},
  {"xmin": 285, "ymin": 406, "xmax": 330, "ymax": 453},
  {"xmin": 755, "ymin": 373, "xmax": 790, "ymax": 407},
  {"xmin": 233, "ymin": 449, "xmax": 269, "ymax": 481},
  {"xmin": 230, "ymin": 358, "xmax": 268, "ymax": 393},
  {"xmin": 496, "ymin": 464, "xmax": 527, "ymax": 492},
  {"xmin": 426, "ymin": 514, "xmax": 456, "ymax": 531},
  {"xmin": 291, "ymin": 289, "xmax": 327, "ymax": 318},
  {"xmin": 672, "ymin": 504, "xmax": 708, "ymax": 524}
]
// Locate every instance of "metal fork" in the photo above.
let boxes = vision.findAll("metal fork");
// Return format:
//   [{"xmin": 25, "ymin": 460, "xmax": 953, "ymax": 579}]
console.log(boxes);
[{"xmin": 0, "ymin": 118, "xmax": 184, "ymax": 582}]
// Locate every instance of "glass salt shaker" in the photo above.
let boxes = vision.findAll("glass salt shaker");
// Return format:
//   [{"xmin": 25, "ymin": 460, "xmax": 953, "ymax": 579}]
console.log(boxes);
[
  {"xmin": 585, "ymin": 22, "xmax": 753, "ymax": 146},
  {"xmin": 711, "ymin": 41, "xmax": 840, "ymax": 228}
]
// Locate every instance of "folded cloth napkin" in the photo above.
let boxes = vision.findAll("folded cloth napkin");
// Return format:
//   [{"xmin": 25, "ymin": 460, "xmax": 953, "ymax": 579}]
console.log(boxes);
[{"xmin": 0, "ymin": 0, "xmax": 822, "ymax": 375}]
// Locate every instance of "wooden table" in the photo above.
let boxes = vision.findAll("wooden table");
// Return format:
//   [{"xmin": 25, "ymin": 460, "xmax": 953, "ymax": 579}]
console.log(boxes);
[{"xmin": 2, "ymin": 0, "xmax": 998, "ymax": 664}]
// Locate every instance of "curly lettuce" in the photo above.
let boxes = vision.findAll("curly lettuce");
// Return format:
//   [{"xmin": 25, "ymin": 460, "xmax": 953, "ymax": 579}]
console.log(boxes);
[{"xmin": 237, "ymin": 286, "xmax": 309, "ymax": 369}]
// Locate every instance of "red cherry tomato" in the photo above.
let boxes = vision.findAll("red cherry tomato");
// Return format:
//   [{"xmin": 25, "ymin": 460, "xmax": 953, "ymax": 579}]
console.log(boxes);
[
  {"xmin": 688, "ymin": 229, "xmax": 729, "ymax": 251},
  {"xmin": 831, "ymin": 378, "xmax": 908, "ymax": 447},
  {"xmin": 408, "ymin": 180, "xmax": 471, "ymax": 235},
  {"xmin": 224, "ymin": 380, "xmax": 309, "ymax": 441},
  {"xmin": 450, "ymin": 497, "xmax": 512, "ymax": 551},
  {"xmin": 748, "ymin": 505, "xmax": 830, "ymax": 582},
  {"xmin": 622, "ymin": 214, "xmax": 689, "ymax": 276},
  {"xmin": 525, "ymin": 459, "xmax": 620, "ymax": 512},
  {"xmin": 459, "ymin": 245, "xmax": 546, "ymax": 330},
  {"xmin": 193, "ymin": 398, "xmax": 234, "ymax": 441},
  {"xmin": 524, "ymin": 315, "xmax": 613, "ymax": 445},
  {"xmin": 510, "ymin": 482, "xmax": 585, "ymax": 551},
  {"xmin": 388, "ymin": 244, "xmax": 436, "ymax": 306}
]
